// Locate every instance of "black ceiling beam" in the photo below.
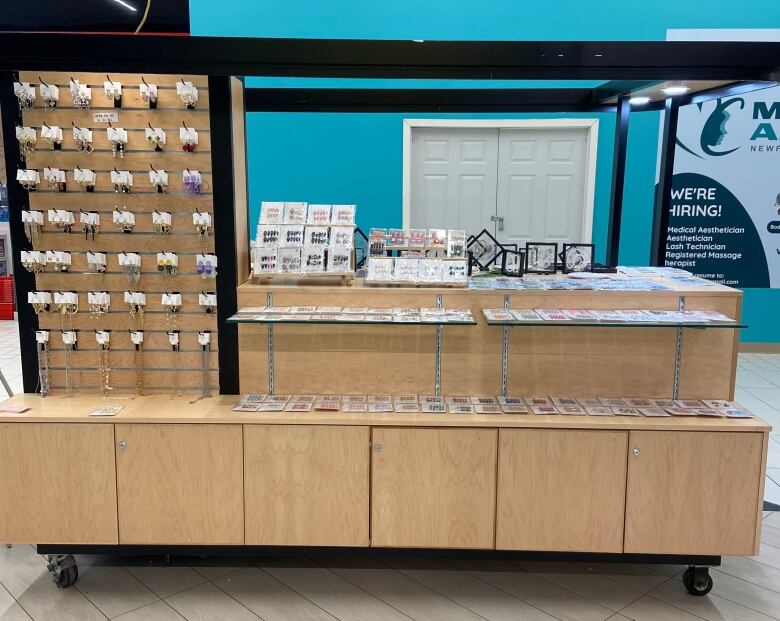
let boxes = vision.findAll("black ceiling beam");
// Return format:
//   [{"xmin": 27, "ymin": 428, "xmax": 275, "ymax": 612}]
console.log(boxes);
[
  {"xmin": 679, "ymin": 80, "xmax": 779, "ymax": 106},
  {"xmin": 2, "ymin": 34, "xmax": 780, "ymax": 80},
  {"xmin": 593, "ymin": 80, "xmax": 662, "ymax": 103},
  {"xmin": 245, "ymin": 88, "xmax": 616, "ymax": 113}
]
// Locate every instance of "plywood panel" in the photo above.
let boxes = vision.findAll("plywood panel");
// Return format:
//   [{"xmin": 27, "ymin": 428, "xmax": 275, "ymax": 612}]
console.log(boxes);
[
  {"xmin": 625, "ymin": 430, "xmax": 763, "ymax": 555},
  {"xmin": 20, "ymin": 72, "xmax": 209, "ymax": 88},
  {"xmin": 244, "ymin": 425, "xmax": 369, "ymax": 546},
  {"xmin": 17, "ymin": 70, "xmax": 218, "ymax": 394},
  {"xmin": 371, "ymin": 427, "xmax": 497, "ymax": 548},
  {"xmin": 116, "ymin": 424, "xmax": 243, "ymax": 544},
  {"xmin": 497, "ymin": 429, "xmax": 627, "ymax": 552},
  {"xmin": 0, "ymin": 423, "xmax": 118, "ymax": 544},
  {"xmin": 236, "ymin": 284, "xmax": 740, "ymax": 399}
]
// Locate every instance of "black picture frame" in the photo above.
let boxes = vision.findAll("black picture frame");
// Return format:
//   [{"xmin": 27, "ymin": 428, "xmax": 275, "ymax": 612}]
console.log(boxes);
[
  {"xmin": 467, "ymin": 228, "xmax": 505, "ymax": 271},
  {"xmin": 525, "ymin": 242, "xmax": 558, "ymax": 274},
  {"xmin": 561, "ymin": 243, "xmax": 595, "ymax": 274},
  {"xmin": 500, "ymin": 248, "xmax": 526, "ymax": 277}
]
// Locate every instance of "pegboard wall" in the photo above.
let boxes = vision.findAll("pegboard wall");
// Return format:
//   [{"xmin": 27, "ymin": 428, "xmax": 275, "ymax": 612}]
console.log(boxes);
[{"xmin": 15, "ymin": 72, "xmax": 218, "ymax": 394}]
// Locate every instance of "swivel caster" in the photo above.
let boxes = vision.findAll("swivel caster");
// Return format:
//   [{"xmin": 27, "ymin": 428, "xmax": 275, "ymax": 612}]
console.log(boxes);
[
  {"xmin": 46, "ymin": 554, "xmax": 78, "ymax": 588},
  {"xmin": 683, "ymin": 566, "xmax": 713, "ymax": 596}
]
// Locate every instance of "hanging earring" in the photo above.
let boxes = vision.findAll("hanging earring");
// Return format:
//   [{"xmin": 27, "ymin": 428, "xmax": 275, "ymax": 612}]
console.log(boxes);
[{"xmin": 35, "ymin": 331, "xmax": 51, "ymax": 397}]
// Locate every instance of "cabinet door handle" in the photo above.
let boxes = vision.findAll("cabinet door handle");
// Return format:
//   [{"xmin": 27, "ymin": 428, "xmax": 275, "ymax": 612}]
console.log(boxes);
[
  {"xmin": 632, "ymin": 447, "xmax": 640, "ymax": 456},
  {"xmin": 373, "ymin": 442, "xmax": 383, "ymax": 453},
  {"xmin": 118, "ymin": 440, "xmax": 128, "ymax": 450}
]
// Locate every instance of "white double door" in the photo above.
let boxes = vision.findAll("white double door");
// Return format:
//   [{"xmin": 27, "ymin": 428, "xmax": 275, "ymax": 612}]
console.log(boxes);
[{"xmin": 408, "ymin": 122, "xmax": 595, "ymax": 247}]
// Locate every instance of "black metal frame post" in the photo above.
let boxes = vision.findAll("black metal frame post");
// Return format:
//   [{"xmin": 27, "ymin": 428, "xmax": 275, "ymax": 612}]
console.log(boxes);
[
  {"xmin": 0, "ymin": 71, "xmax": 39, "ymax": 393},
  {"xmin": 208, "ymin": 76, "xmax": 241, "ymax": 394},
  {"xmin": 650, "ymin": 97, "xmax": 681, "ymax": 266},
  {"xmin": 606, "ymin": 96, "xmax": 631, "ymax": 265}
]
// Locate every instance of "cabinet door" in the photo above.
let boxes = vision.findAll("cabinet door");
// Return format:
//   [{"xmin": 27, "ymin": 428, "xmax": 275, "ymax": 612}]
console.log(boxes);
[
  {"xmin": 625, "ymin": 431, "xmax": 764, "ymax": 555},
  {"xmin": 371, "ymin": 427, "xmax": 497, "ymax": 548},
  {"xmin": 116, "ymin": 424, "xmax": 243, "ymax": 545},
  {"xmin": 245, "ymin": 425, "xmax": 369, "ymax": 546},
  {"xmin": 496, "ymin": 429, "xmax": 627, "ymax": 552},
  {"xmin": 0, "ymin": 423, "xmax": 118, "ymax": 544}
]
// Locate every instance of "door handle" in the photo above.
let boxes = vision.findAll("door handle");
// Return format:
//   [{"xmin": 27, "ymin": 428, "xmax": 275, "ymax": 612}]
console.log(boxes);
[
  {"xmin": 118, "ymin": 440, "xmax": 128, "ymax": 450},
  {"xmin": 490, "ymin": 215, "xmax": 505, "ymax": 231},
  {"xmin": 373, "ymin": 442, "xmax": 383, "ymax": 453}
]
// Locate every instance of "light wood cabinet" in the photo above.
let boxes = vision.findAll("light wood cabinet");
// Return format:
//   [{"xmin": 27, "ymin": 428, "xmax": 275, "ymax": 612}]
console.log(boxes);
[
  {"xmin": 496, "ymin": 429, "xmax": 627, "ymax": 552},
  {"xmin": 244, "ymin": 425, "xmax": 369, "ymax": 546},
  {"xmin": 371, "ymin": 427, "xmax": 497, "ymax": 548},
  {"xmin": 115, "ymin": 424, "xmax": 244, "ymax": 545},
  {"xmin": 0, "ymin": 423, "xmax": 118, "ymax": 544},
  {"xmin": 625, "ymin": 430, "xmax": 764, "ymax": 555}
]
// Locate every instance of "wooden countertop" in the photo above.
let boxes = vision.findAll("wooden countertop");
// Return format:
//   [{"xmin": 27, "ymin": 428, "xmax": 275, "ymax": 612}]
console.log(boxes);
[
  {"xmin": 0, "ymin": 394, "xmax": 769, "ymax": 432},
  {"xmin": 238, "ymin": 274, "xmax": 742, "ymax": 297}
]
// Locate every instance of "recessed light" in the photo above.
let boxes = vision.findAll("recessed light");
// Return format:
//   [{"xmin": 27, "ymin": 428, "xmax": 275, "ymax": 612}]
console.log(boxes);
[
  {"xmin": 629, "ymin": 96, "xmax": 651, "ymax": 105},
  {"xmin": 110, "ymin": 0, "xmax": 137, "ymax": 10},
  {"xmin": 663, "ymin": 86, "xmax": 690, "ymax": 96}
]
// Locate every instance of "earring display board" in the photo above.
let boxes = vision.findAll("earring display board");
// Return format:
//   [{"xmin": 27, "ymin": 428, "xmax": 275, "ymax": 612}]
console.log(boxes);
[{"xmin": 17, "ymin": 72, "xmax": 218, "ymax": 394}]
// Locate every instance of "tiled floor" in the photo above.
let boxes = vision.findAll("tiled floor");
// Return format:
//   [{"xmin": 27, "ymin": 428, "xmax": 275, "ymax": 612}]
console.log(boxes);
[{"xmin": 1, "ymin": 319, "xmax": 780, "ymax": 620}]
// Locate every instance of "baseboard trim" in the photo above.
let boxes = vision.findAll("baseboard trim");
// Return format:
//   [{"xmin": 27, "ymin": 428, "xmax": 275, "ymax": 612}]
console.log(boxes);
[{"xmin": 740, "ymin": 343, "xmax": 780, "ymax": 353}]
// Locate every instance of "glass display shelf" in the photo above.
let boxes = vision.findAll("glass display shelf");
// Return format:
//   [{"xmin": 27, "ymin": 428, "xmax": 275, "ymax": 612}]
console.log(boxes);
[
  {"xmin": 227, "ymin": 313, "xmax": 477, "ymax": 326},
  {"xmin": 482, "ymin": 296, "xmax": 746, "ymax": 401},
  {"xmin": 481, "ymin": 313, "xmax": 747, "ymax": 330},
  {"xmin": 233, "ymin": 301, "xmax": 474, "ymax": 397}
]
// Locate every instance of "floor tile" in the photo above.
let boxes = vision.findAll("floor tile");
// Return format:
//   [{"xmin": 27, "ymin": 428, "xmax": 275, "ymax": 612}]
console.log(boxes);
[
  {"xmin": 750, "ymin": 387, "xmax": 780, "ymax": 409},
  {"xmin": 708, "ymin": 568, "xmax": 780, "ymax": 618},
  {"xmin": 604, "ymin": 615, "xmax": 632, "ymax": 621},
  {"xmin": 262, "ymin": 565, "xmax": 412, "ymax": 621},
  {"xmin": 756, "ymin": 367, "xmax": 780, "ymax": 388},
  {"xmin": 399, "ymin": 567, "xmax": 558, "ymax": 621},
  {"xmin": 76, "ymin": 566, "xmax": 158, "ymax": 619},
  {"xmin": 0, "ymin": 584, "xmax": 31, "ymax": 621},
  {"xmin": 513, "ymin": 562, "xmax": 644, "ymax": 611},
  {"xmin": 16, "ymin": 573, "xmax": 106, "ymax": 621},
  {"xmin": 650, "ymin": 576, "xmax": 776, "ymax": 620},
  {"xmin": 572, "ymin": 563, "xmax": 670, "ymax": 594},
  {"xmin": 0, "ymin": 545, "xmax": 47, "ymax": 598},
  {"xmin": 764, "ymin": 512, "xmax": 780, "ymax": 530},
  {"xmin": 764, "ymin": 478, "xmax": 780, "ymax": 505},
  {"xmin": 464, "ymin": 568, "xmax": 614, "ymax": 621},
  {"xmin": 737, "ymin": 369, "xmax": 773, "ymax": 389},
  {"xmin": 761, "ymin": 524, "xmax": 780, "ymax": 549},
  {"xmin": 717, "ymin": 555, "xmax": 780, "ymax": 593},
  {"xmin": 187, "ymin": 557, "xmax": 250, "ymax": 581},
  {"xmin": 165, "ymin": 582, "xmax": 259, "ymax": 621},
  {"xmin": 124, "ymin": 565, "xmax": 207, "ymax": 599},
  {"xmin": 214, "ymin": 567, "xmax": 338, "ymax": 621},
  {"xmin": 749, "ymin": 541, "xmax": 780, "ymax": 572},
  {"xmin": 329, "ymin": 565, "xmax": 484, "ymax": 621},
  {"xmin": 112, "ymin": 600, "xmax": 185, "ymax": 621},
  {"xmin": 620, "ymin": 595, "xmax": 705, "ymax": 620}
]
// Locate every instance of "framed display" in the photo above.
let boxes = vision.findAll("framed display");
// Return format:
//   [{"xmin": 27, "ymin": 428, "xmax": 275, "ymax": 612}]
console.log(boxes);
[
  {"xmin": 525, "ymin": 242, "xmax": 558, "ymax": 274},
  {"xmin": 467, "ymin": 229, "xmax": 504, "ymax": 271},
  {"xmin": 500, "ymin": 248, "xmax": 526, "ymax": 277},
  {"xmin": 561, "ymin": 243, "xmax": 595, "ymax": 273}
]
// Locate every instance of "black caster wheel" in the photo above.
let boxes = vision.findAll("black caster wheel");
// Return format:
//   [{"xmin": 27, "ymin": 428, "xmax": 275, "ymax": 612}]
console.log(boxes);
[
  {"xmin": 683, "ymin": 566, "xmax": 713, "ymax": 596},
  {"xmin": 55, "ymin": 565, "xmax": 78, "ymax": 588},
  {"xmin": 47, "ymin": 554, "xmax": 78, "ymax": 588}
]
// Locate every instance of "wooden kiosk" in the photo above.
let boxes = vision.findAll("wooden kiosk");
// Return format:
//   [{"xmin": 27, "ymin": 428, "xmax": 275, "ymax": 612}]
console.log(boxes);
[{"xmin": 0, "ymin": 35, "xmax": 776, "ymax": 595}]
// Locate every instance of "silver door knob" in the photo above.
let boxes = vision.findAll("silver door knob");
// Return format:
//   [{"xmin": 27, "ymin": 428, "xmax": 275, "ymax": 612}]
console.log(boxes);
[
  {"xmin": 119, "ymin": 441, "xmax": 128, "ymax": 450},
  {"xmin": 373, "ymin": 442, "xmax": 383, "ymax": 453},
  {"xmin": 632, "ymin": 448, "xmax": 640, "ymax": 456}
]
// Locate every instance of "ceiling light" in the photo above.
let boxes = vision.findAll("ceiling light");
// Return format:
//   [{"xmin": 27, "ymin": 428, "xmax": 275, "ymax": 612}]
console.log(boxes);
[
  {"xmin": 629, "ymin": 96, "xmax": 651, "ymax": 105},
  {"xmin": 111, "ymin": 0, "xmax": 137, "ymax": 11},
  {"xmin": 663, "ymin": 86, "xmax": 690, "ymax": 96}
]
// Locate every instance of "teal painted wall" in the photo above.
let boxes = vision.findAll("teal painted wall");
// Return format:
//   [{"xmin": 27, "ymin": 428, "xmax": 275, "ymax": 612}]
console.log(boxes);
[{"xmin": 190, "ymin": 1, "xmax": 780, "ymax": 342}]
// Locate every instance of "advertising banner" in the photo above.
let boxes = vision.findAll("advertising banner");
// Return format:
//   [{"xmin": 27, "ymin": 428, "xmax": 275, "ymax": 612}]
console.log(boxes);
[{"xmin": 666, "ymin": 87, "xmax": 780, "ymax": 288}]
